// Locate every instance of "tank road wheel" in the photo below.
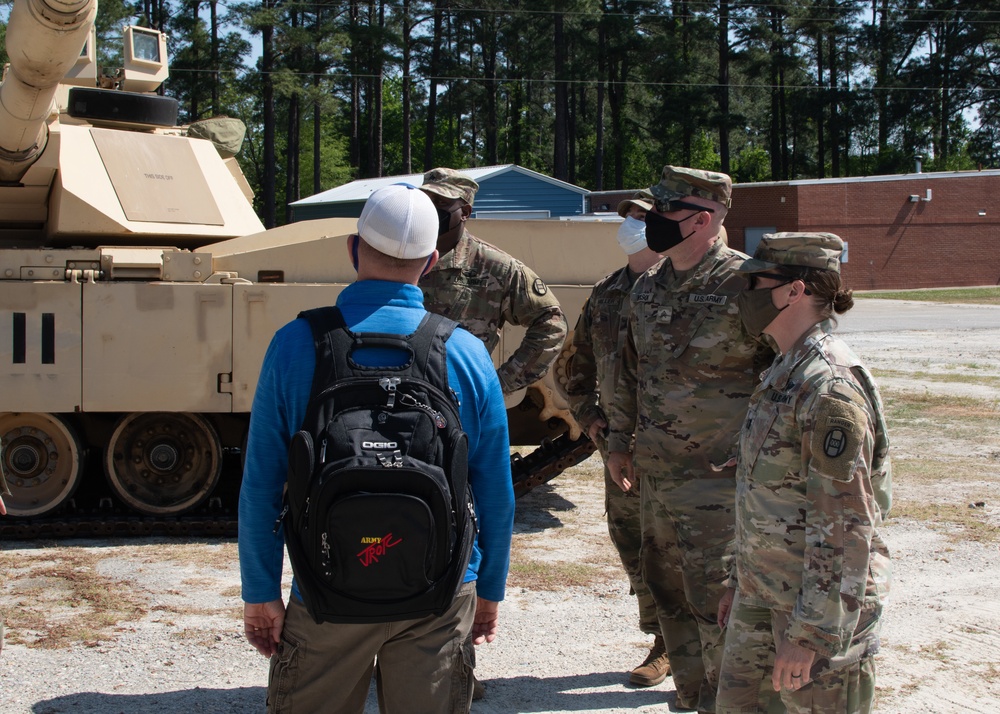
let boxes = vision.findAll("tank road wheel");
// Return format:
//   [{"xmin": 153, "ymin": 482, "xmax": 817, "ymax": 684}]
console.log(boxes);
[
  {"xmin": 105, "ymin": 412, "xmax": 222, "ymax": 516},
  {"xmin": 0, "ymin": 413, "xmax": 84, "ymax": 517}
]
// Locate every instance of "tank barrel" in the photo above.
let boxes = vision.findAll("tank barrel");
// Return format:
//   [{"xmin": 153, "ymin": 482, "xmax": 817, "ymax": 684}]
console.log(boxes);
[{"xmin": 0, "ymin": 0, "xmax": 97, "ymax": 183}]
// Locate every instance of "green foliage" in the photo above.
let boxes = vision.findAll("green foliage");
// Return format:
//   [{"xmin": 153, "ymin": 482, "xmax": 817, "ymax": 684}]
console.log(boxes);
[
  {"xmin": 732, "ymin": 146, "xmax": 771, "ymax": 184},
  {"xmin": 10, "ymin": 0, "xmax": 996, "ymax": 223}
]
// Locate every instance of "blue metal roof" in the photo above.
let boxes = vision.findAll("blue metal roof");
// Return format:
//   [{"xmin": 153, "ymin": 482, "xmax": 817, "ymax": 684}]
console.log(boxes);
[{"xmin": 290, "ymin": 165, "xmax": 588, "ymax": 220}]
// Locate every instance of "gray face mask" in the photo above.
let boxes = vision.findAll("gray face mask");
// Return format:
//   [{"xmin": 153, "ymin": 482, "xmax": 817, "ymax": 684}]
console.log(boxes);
[{"xmin": 737, "ymin": 281, "xmax": 792, "ymax": 337}]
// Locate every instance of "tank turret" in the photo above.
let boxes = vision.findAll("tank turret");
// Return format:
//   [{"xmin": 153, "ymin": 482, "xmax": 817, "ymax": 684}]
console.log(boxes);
[
  {"xmin": 0, "ymin": 0, "xmax": 262, "ymax": 247},
  {"xmin": 0, "ymin": 0, "xmax": 614, "ymax": 531}
]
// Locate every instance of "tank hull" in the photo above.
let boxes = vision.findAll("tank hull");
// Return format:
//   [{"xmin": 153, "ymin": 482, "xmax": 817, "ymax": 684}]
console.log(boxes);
[{"xmin": 1, "ymin": 218, "xmax": 624, "ymax": 524}]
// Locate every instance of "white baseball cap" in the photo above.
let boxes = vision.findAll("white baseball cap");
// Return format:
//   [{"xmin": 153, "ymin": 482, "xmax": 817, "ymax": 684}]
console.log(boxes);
[{"xmin": 357, "ymin": 184, "xmax": 438, "ymax": 259}]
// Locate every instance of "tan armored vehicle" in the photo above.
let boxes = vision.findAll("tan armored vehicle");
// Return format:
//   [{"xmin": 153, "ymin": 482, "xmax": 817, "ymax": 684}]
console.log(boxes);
[{"xmin": 0, "ymin": 0, "xmax": 621, "ymax": 531}]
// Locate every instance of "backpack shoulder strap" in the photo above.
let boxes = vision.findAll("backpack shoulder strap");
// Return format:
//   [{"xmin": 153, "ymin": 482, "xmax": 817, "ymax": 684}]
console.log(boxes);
[{"xmin": 297, "ymin": 306, "xmax": 459, "ymax": 395}]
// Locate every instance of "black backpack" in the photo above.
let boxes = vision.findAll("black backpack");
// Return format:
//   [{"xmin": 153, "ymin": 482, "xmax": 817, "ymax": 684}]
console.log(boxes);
[{"xmin": 281, "ymin": 306, "xmax": 477, "ymax": 624}]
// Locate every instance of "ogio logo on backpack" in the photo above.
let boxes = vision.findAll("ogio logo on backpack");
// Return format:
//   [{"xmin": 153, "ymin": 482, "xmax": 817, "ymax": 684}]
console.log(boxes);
[{"xmin": 363, "ymin": 441, "xmax": 398, "ymax": 449}]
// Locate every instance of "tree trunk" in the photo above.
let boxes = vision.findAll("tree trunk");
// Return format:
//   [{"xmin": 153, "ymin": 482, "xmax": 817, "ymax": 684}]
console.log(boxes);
[
  {"xmin": 482, "ymin": 14, "xmax": 499, "ymax": 166},
  {"xmin": 424, "ymin": 1, "xmax": 445, "ymax": 171},
  {"xmin": 401, "ymin": 0, "xmax": 412, "ymax": 173},
  {"xmin": 349, "ymin": 0, "xmax": 360, "ymax": 171},
  {"xmin": 718, "ymin": 0, "xmax": 731, "ymax": 174},
  {"xmin": 553, "ymin": 12, "xmax": 568, "ymax": 180},
  {"xmin": 284, "ymin": 92, "xmax": 300, "ymax": 224},
  {"xmin": 210, "ymin": 0, "xmax": 218, "ymax": 115},
  {"xmin": 313, "ymin": 73, "xmax": 321, "ymax": 194},
  {"xmin": 817, "ymin": 32, "xmax": 825, "ymax": 179},
  {"xmin": 829, "ymin": 29, "xmax": 840, "ymax": 177},
  {"xmin": 595, "ymin": 19, "xmax": 605, "ymax": 191},
  {"xmin": 261, "ymin": 2, "xmax": 276, "ymax": 228},
  {"xmin": 876, "ymin": 0, "xmax": 889, "ymax": 160},
  {"xmin": 188, "ymin": 1, "xmax": 200, "ymax": 121}
]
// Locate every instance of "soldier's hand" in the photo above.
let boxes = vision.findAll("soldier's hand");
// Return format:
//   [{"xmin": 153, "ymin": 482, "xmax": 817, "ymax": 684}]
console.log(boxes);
[
  {"xmin": 772, "ymin": 639, "xmax": 816, "ymax": 692},
  {"xmin": 244, "ymin": 599, "xmax": 285, "ymax": 658},
  {"xmin": 587, "ymin": 418, "xmax": 608, "ymax": 443},
  {"xmin": 607, "ymin": 451, "xmax": 634, "ymax": 492},
  {"xmin": 717, "ymin": 587, "xmax": 736, "ymax": 628}
]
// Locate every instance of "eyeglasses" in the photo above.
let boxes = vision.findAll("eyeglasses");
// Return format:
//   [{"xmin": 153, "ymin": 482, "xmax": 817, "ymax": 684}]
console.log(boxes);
[
  {"xmin": 653, "ymin": 199, "xmax": 715, "ymax": 214},
  {"xmin": 748, "ymin": 272, "xmax": 812, "ymax": 295},
  {"xmin": 747, "ymin": 272, "xmax": 791, "ymax": 290}
]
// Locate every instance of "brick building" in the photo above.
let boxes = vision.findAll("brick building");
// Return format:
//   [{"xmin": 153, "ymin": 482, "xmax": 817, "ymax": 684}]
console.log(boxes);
[{"xmin": 589, "ymin": 171, "xmax": 1000, "ymax": 290}]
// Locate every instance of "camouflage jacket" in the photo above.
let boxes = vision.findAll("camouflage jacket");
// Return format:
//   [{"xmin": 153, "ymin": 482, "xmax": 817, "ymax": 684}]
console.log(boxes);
[
  {"xmin": 731, "ymin": 323, "xmax": 892, "ymax": 658},
  {"xmin": 562, "ymin": 265, "xmax": 641, "ymax": 447},
  {"xmin": 606, "ymin": 240, "xmax": 770, "ymax": 478},
  {"xmin": 420, "ymin": 231, "xmax": 567, "ymax": 394}
]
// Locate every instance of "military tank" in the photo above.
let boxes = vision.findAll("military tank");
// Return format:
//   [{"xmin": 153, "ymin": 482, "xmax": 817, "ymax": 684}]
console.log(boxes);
[{"xmin": 0, "ymin": 0, "xmax": 621, "ymax": 537}]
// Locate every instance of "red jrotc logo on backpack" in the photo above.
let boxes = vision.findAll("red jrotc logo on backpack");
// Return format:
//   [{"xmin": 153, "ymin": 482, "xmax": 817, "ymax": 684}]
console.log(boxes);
[{"xmin": 357, "ymin": 533, "xmax": 402, "ymax": 566}]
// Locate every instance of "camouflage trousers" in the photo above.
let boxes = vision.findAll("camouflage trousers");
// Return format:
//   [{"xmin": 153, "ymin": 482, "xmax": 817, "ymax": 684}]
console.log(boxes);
[
  {"xmin": 717, "ymin": 595, "xmax": 880, "ymax": 714},
  {"xmin": 603, "ymin": 460, "xmax": 660, "ymax": 635},
  {"xmin": 639, "ymin": 473, "xmax": 736, "ymax": 713}
]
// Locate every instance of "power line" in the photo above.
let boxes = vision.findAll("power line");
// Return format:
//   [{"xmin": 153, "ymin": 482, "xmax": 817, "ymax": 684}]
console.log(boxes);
[{"xmin": 167, "ymin": 64, "xmax": 1000, "ymax": 95}]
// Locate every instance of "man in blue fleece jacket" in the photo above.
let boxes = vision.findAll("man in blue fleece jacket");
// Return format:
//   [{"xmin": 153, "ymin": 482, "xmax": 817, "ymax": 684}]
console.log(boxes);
[{"xmin": 238, "ymin": 184, "xmax": 515, "ymax": 714}]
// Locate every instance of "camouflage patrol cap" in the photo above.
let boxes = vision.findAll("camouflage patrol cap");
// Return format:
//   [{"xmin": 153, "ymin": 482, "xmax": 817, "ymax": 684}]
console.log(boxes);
[
  {"xmin": 616, "ymin": 190, "xmax": 654, "ymax": 217},
  {"xmin": 420, "ymin": 167, "xmax": 480, "ymax": 205},
  {"xmin": 650, "ymin": 165, "xmax": 732, "ymax": 209},
  {"xmin": 736, "ymin": 232, "xmax": 844, "ymax": 274}
]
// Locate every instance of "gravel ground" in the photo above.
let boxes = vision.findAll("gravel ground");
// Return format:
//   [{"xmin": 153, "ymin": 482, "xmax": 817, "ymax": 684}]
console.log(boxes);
[{"xmin": 2, "ymin": 298, "xmax": 1000, "ymax": 713}]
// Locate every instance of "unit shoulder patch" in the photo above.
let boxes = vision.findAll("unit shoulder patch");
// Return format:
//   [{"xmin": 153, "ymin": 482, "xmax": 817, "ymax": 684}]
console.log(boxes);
[{"xmin": 810, "ymin": 393, "xmax": 868, "ymax": 482}]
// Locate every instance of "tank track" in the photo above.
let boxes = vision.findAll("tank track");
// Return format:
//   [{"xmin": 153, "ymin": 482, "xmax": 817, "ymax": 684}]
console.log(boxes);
[
  {"xmin": 0, "ymin": 499, "xmax": 238, "ymax": 540},
  {"xmin": 511, "ymin": 432, "xmax": 596, "ymax": 499},
  {"xmin": 2, "ymin": 435, "xmax": 594, "ymax": 539}
]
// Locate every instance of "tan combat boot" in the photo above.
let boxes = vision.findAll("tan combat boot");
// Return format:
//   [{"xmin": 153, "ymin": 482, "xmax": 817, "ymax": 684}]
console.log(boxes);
[{"xmin": 629, "ymin": 634, "xmax": 671, "ymax": 686}]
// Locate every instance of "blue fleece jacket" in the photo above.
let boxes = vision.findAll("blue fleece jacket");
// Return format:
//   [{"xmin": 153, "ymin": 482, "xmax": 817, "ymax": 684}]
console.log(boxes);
[{"xmin": 238, "ymin": 280, "xmax": 514, "ymax": 604}]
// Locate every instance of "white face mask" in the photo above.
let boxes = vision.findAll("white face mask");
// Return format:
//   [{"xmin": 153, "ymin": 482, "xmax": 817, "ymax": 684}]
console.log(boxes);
[{"xmin": 616, "ymin": 216, "xmax": 648, "ymax": 255}]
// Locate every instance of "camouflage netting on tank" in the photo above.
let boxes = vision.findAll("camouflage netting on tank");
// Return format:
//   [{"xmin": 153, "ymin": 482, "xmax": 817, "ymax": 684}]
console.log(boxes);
[{"xmin": 188, "ymin": 117, "xmax": 247, "ymax": 158}]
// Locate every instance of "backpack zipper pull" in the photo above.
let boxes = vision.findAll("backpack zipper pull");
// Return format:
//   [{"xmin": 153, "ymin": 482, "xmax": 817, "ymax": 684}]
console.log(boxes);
[
  {"xmin": 399, "ymin": 393, "xmax": 447, "ymax": 428},
  {"xmin": 319, "ymin": 438, "xmax": 328, "ymax": 464},
  {"xmin": 321, "ymin": 532, "xmax": 332, "ymax": 575},
  {"xmin": 272, "ymin": 503, "xmax": 289, "ymax": 534},
  {"xmin": 380, "ymin": 377, "xmax": 401, "ymax": 408}
]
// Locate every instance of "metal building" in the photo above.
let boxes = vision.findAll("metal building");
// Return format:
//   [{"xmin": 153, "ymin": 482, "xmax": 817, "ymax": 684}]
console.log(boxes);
[{"xmin": 289, "ymin": 165, "xmax": 589, "ymax": 222}]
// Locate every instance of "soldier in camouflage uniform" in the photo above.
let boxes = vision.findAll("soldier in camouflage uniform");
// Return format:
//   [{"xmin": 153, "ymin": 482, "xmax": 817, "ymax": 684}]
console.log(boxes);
[
  {"xmin": 606, "ymin": 166, "xmax": 772, "ymax": 713},
  {"xmin": 561, "ymin": 192, "xmax": 672, "ymax": 687},
  {"xmin": 418, "ymin": 168, "xmax": 567, "ymax": 396},
  {"xmin": 418, "ymin": 168, "xmax": 567, "ymax": 700},
  {"xmin": 716, "ymin": 233, "xmax": 891, "ymax": 714}
]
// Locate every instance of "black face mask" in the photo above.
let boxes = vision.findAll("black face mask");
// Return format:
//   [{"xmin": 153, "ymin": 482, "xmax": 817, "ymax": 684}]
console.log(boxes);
[
  {"xmin": 737, "ymin": 286, "xmax": 786, "ymax": 337},
  {"xmin": 645, "ymin": 210, "xmax": 698, "ymax": 253},
  {"xmin": 436, "ymin": 206, "xmax": 454, "ymax": 237}
]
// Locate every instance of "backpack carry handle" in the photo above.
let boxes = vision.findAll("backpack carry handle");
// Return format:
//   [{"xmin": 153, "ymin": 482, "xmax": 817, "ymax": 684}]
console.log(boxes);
[{"xmin": 299, "ymin": 307, "xmax": 455, "ymax": 386}]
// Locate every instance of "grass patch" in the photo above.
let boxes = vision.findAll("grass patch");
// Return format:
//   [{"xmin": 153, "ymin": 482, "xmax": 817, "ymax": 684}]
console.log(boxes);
[
  {"xmin": 872, "ymin": 369, "xmax": 1000, "ymax": 390},
  {"xmin": 0, "ymin": 551, "xmax": 148, "ymax": 649},
  {"xmin": 881, "ymin": 391, "xmax": 1000, "ymax": 443},
  {"xmin": 892, "ymin": 456, "xmax": 999, "ymax": 487},
  {"xmin": 856, "ymin": 287, "xmax": 1000, "ymax": 305},
  {"xmin": 138, "ymin": 542, "xmax": 238, "ymax": 570},
  {"xmin": 917, "ymin": 640, "xmax": 954, "ymax": 662},
  {"xmin": 506, "ymin": 558, "xmax": 610, "ymax": 590},
  {"xmin": 888, "ymin": 501, "xmax": 999, "ymax": 543}
]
